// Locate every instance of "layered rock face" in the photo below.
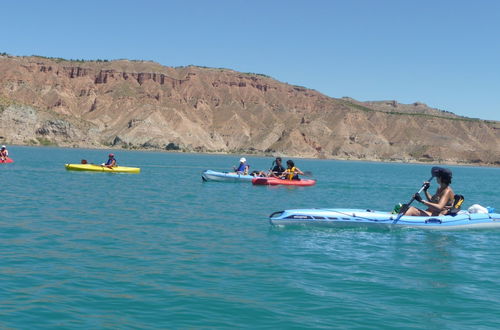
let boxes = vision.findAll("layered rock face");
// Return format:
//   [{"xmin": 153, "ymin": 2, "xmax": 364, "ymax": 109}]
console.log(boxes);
[{"xmin": 0, "ymin": 55, "xmax": 499, "ymax": 165}]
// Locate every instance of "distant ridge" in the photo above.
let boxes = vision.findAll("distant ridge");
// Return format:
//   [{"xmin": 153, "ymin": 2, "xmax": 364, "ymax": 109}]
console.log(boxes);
[{"xmin": 0, "ymin": 54, "xmax": 499, "ymax": 165}]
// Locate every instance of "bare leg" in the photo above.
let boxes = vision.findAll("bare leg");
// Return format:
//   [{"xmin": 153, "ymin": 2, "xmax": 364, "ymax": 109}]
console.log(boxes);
[{"xmin": 404, "ymin": 206, "xmax": 432, "ymax": 216}]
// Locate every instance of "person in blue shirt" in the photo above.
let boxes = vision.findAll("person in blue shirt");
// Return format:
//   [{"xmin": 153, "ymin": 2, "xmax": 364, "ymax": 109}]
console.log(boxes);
[
  {"xmin": 102, "ymin": 153, "xmax": 117, "ymax": 168},
  {"xmin": 233, "ymin": 157, "xmax": 249, "ymax": 175}
]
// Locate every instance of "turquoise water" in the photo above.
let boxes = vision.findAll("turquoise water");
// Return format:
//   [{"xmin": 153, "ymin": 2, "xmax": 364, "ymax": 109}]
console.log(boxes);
[{"xmin": 1, "ymin": 146, "xmax": 500, "ymax": 328}]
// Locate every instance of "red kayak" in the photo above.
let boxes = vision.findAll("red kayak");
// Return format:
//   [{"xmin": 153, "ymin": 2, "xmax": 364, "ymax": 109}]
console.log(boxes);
[
  {"xmin": 0, "ymin": 157, "xmax": 13, "ymax": 163},
  {"xmin": 252, "ymin": 177, "xmax": 316, "ymax": 186}
]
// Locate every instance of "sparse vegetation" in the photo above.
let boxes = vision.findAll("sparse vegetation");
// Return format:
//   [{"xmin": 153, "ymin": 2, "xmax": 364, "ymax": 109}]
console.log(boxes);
[
  {"xmin": 341, "ymin": 100, "xmax": 484, "ymax": 123},
  {"xmin": 112, "ymin": 83, "xmax": 137, "ymax": 98},
  {"xmin": 242, "ymin": 72, "xmax": 272, "ymax": 78},
  {"xmin": 30, "ymin": 55, "xmax": 112, "ymax": 63},
  {"xmin": 0, "ymin": 96, "xmax": 18, "ymax": 112},
  {"xmin": 32, "ymin": 55, "xmax": 79, "ymax": 63},
  {"xmin": 175, "ymin": 65, "xmax": 235, "ymax": 73},
  {"xmin": 36, "ymin": 137, "xmax": 57, "ymax": 146},
  {"xmin": 176, "ymin": 65, "xmax": 208, "ymax": 69}
]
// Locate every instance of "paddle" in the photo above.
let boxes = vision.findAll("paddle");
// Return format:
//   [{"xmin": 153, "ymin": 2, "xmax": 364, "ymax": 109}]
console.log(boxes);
[
  {"xmin": 276, "ymin": 171, "xmax": 314, "ymax": 180},
  {"xmin": 268, "ymin": 159, "xmax": 312, "ymax": 177},
  {"xmin": 265, "ymin": 160, "xmax": 277, "ymax": 177},
  {"xmin": 101, "ymin": 164, "xmax": 116, "ymax": 171},
  {"xmin": 81, "ymin": 158, "xmax": 117, "ymax": 170},
  {"xmin": 393, "ymin": 166, "xmax": 444, "ymax": 223},
  {"xmin": 269, "ymin": 160, "xmax": 275, "ymax": 172}
]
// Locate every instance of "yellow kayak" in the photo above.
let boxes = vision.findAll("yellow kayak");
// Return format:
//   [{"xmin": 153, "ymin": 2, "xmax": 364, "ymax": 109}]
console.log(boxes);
[{"xmin": 65, "ymin": 164, "xmax": 141, "ymax": 173}]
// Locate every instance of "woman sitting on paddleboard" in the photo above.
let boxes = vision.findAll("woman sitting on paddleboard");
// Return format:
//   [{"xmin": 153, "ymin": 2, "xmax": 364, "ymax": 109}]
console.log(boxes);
[
  {"xmin": 280, "ymin": 160, "xmax": 304, "ymax": 180},
  {"xmin": 404, "ymin": 168, "xmax": 455, "ymax": 216}
]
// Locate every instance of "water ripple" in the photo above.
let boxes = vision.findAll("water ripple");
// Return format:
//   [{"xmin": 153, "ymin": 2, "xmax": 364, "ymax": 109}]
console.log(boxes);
[{"xmin": 1, "ymin": 147, "xmax": 500, "ymax": 328}]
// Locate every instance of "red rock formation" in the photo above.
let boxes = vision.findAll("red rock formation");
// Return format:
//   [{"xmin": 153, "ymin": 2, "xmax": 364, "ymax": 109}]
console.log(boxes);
[{"xmin": 0, "ymin": 54, "xmax": 499, "ymax": 165}]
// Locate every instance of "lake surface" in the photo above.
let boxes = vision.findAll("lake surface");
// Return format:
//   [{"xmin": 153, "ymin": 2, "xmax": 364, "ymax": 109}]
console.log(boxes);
[{"xmin": 1, "ymin": 146, "xmax": 500, "ymax": 328}]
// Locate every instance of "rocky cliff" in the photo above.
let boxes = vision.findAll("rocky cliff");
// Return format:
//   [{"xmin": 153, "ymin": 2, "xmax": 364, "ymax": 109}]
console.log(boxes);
[{"xmin": 1, "ymin": 55, "xmax": 499, "ymax": 165}]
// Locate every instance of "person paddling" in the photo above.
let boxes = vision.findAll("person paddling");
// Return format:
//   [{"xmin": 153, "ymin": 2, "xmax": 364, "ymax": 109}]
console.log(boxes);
[
  {"xmin": 404, "ymin": 168, "xmax": 455, "ymax": 216},
  {"xmin": 251, "ymin": 157, "xmax": 286, "ymax": 177},
  {"xmin": 233, "ymin": 157, "xmax": 249, "ymax": 175},
  {"xmin": 0, "ymin": 145, "xmax": 9, "ymax": 161},
  {"xmin": 102, "ymin": 153, "xmax": 117, "ymax": 168},
  {"xmin": 269, "ymin": 157, "xmax": 286, "ymax": 177},
  {"xmin": 280, "ymin": 160, "xmax": 304, "ymax": 180}
]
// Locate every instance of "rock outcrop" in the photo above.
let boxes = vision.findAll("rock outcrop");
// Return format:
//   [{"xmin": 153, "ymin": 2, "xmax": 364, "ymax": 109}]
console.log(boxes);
[{"xmin": 1, "ymin": 54, "xmax": 499, "ymax": 165}]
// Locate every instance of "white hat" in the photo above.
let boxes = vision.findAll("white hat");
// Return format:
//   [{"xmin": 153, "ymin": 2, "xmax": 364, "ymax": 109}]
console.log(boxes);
[
  {"xmin": 1, "ymin": 145, "xmax": 5, "ymax": 149},
  {"xmin": 240, "ymin": 157, "xmax": 246, "ymax": 163}
]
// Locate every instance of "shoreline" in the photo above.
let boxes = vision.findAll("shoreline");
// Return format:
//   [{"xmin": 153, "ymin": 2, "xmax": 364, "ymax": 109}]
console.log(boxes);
[{"xmin": 6, "ymin": 143, "xmax": 500, "ymax": 168}]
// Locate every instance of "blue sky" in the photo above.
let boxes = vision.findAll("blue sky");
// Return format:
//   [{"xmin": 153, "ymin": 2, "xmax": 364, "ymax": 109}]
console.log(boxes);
[{"xmin": 1, "ymin": 0, "xmax": 499, "ymax": 120}]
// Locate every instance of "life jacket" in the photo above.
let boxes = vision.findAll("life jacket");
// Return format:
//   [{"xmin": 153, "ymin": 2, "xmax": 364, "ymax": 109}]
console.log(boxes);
[
  {"xmin": 285, "ymin": 167, "xmax": 298, "ymax": 180},
  {"xmin": 236, "ymin": 163, "xmax": 248, "ymax": 173},
  {"xmin": 447, "ymin": 194, "xmax": 465, "ymax": 216},
  {"xmin": 105, "ymin": 158, "xmax": 116, "ymax": 166}
]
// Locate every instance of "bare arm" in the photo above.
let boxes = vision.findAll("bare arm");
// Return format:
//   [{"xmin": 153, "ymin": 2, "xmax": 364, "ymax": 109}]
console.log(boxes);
[
  {"xmin": 105, "ymin": 159, "xmax": 117, "ymax": 168},
  {"xmin": 421, "ymin": 188, "xmax": 452, "ymax": 212},
  {"xmin": 279, "ymin": 169, "xmax": 289, "ymax": 178},
  {"xmin": 424, "ymin": 183, "xmax": 432, "ymax": 201}
]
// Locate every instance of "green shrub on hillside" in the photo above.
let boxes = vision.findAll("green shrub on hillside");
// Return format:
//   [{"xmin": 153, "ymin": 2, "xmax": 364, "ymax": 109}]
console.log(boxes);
[
  {"xmin": 36, "ymin": 137, "xmax": 57, "ymax": 146},
  {"xmin": 341, "ymin": 99, "xmax": 483, "ymax": 123}
]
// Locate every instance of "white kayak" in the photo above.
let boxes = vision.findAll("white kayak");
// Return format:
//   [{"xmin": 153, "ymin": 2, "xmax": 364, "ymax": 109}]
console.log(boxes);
[
  {"xmin": 269, "ymin": 208, "xmax": 500, "ymax": 230},
  {"xmin": 202, "ymin": 170, "xmax": 254, "ymax": 182}
]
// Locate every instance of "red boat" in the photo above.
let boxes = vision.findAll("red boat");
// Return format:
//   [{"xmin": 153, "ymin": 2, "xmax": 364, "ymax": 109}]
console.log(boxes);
[
  {"xmin": 0, "ymin": 157, "xmax": 13, "ymax": 163},
  {"xmin": 252, "ymin": 177, "xmax": 316, "ymax": 186}
]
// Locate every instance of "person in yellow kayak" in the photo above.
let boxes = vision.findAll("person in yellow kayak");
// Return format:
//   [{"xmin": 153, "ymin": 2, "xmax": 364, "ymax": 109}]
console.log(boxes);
[
  {"xmin": 280, "ymin": 160, "xmax": 304, "ymax": 180},
  {"xmin": 102, "ymin": 153, "xmax": 117, "ymax": 168},
  {"xmin": 0, "ymin": 145, "xmax": 9, "ymax": 161}
]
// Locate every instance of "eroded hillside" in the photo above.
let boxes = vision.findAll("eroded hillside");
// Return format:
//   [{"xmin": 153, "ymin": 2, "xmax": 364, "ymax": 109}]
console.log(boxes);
[{"xmin": 1, "ymin": 55, "xmax": 499, "ymax": 165}]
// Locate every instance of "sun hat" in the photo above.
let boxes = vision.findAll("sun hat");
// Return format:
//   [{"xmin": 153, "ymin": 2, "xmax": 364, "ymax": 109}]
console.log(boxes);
[
  {"xmin": 240, "ymin": 157, "xmax": 246, "ymax": 163},
  {"xmin": 1, "ymin": 145, "xmax": 5, "ymax": 149}
]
